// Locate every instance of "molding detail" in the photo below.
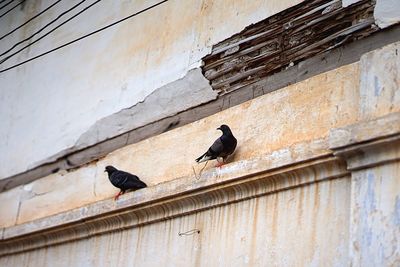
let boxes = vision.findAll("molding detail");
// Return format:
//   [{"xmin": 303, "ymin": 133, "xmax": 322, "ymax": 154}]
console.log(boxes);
[
  {"xmin": 0, "ymin": 155, "xmax": 348, "ymax": 256},
  {"xmin": 330, "ymin": 112, "xmax": 400, "ymax": 170},
  {"xmin": 330, "ymin": 113, "xmax": 400, "ymax": 267}
]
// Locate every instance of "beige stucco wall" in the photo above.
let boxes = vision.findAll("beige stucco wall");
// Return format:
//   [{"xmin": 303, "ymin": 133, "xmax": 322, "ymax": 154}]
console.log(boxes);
[
  {"xmin": 0, "ymin": 62, "xmax": 357, "ymax": 227},
  {"xmin": 1, "ymin": 40, "xmax": 399, "ymax": 228},
  {"xmin": 0, "ymin": 5, "xmax": 399, "ymax": 266},
  {"xmin": 0, "ymin": 0, "xmax": 303, "ymax": 179},
  {"xmin": 0, "ymin": 177, "xmax": 350, "ymax": 267}
]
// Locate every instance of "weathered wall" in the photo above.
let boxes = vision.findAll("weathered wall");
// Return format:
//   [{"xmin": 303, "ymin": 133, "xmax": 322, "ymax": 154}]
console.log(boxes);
[
  {"xmin": 1, "ymin": 0, "xmax": 399, "ymax": 183},
  {"xmin": 0, "ymin": 62, "xmax": 357, "ymax": 226},
  {"xmin": 0, "ymin": 40, "xmax": 397, "ymax": 267},
  {"xmin": 330, "ymin": 115, "xmax": 400, "ymax": 266},
  {"xmin": 0, "ymin": 2, "xmax": 399, "ymax": 267},
  {"xmin": 0, "ymin": 0, "xmax": 304, "ymax": 179},
  {"xmin": 350, "ymin": 163, "xmax": 400, "ymax": 266},
  {"xmin": 1, "ymin": 40, "xmax": 399, "ymax": 228},
  {"xmin": 0, "ymin": 177, "xmax": 350, "ymax": 267}
]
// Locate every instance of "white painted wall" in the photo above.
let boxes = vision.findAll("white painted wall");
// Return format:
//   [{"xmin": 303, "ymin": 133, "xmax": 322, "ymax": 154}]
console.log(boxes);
[
  {"xmin": 375, "ymin": 0, "xmax": 400, "ymax": 28},
  {"xmin": 0, "ymin": 0, "xmax": 303, "ymax": 179}
]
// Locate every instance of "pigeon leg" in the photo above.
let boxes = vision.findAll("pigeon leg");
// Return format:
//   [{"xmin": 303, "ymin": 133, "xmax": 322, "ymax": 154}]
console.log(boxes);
[
  {"xmin": 215, "ymin": 157, "xmax": 225, "ymax": 168},
  {"xmin": 216, "ymin": 162, "xmax": 225, "ymax": 168},
  {"xmin": 114, "ymin": 190, "xmax": 124, "ymax": 201}
]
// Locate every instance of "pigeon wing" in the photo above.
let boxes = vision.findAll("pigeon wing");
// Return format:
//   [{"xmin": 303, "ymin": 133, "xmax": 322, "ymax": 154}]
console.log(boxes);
[
  {"xmin": 109, "ymin": 171, "xmax": 129, "ymax": 189},
  {"xmin": 196, "ymin": 137, "xmax": 225, "ymax": 163},
  {"xmin": 122, "ymin": 174, "xmax": 147, "ymax": 190},
  {"xmin": 219, "ymin": 134, "xmax": 237, "ymax": 157},
  {"xmin": 209, "ymin": 137, "xmax": 225, "ymax": 157}
]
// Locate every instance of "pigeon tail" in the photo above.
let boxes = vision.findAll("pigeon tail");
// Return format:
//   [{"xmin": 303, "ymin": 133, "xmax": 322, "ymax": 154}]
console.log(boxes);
[
  {"xmin": 196, "ymin": 153, "xmax": 212, "ymax": 163},
  {"xmin": 137, "ymin": 180, "xmax": 147, "ymax": 188}
]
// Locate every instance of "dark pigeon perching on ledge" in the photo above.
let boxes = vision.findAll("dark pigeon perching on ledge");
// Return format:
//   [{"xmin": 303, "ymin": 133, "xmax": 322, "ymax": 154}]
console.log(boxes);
[
  {"xmin": 196, "ymin": 124, "xmax": 237, "ymax": 167},
  {"xmin": 104, "ymin": 165, "xmax": 147, "ymax": 200}
]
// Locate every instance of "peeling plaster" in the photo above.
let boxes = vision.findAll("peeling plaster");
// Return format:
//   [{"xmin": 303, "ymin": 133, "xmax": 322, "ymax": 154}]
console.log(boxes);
[
  {"xmin": 75, "ymin": 68, "xmax": 217, "ymax": 149},
  {"xmin": 0, "ymin": 3, "xmax": 398, "ymax": 192},
  {"xmin": 7, "ymin": 68, "xmax": 217, "ymax": 177},
  {"xmin": 359, "ymin": 41, "xmax": 400, "ymax": 120},
  {"xmin": 0, "ymin": 0, "xmax": 304, "ymax": 180}
]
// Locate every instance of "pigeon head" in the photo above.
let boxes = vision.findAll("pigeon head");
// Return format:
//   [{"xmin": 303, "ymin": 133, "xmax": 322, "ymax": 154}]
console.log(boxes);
[
  {"xmin": 217, "ymin": 124, "xmax": 233, "ymax": 135},
  {"xmin": 104, "ymin": 165, "xmax": 118, "ymax": 174}
]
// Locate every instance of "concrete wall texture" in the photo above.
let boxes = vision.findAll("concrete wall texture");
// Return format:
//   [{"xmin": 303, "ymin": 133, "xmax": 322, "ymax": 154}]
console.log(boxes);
[
  {"xmin": 0, "ymin": 0, "xmax": 303, "ymax": 179},
  {"xmin": 0, "ymin": 177, "xmax": 351, "ymax": 267},
  {"xmin": 0, "ymin": 0, "xmax": 399, "ymax": 266}
]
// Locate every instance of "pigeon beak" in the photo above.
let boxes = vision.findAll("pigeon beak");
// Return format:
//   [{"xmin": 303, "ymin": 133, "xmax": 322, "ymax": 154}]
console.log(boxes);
[{"xmin": 217, "ymin": 127, "xmax": 221, "ymax": 131}]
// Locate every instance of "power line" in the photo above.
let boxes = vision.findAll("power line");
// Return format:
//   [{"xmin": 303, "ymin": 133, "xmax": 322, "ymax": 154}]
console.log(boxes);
[
  {"xmin": 0, "ymin": 0, "xmax": 64, "ymax": 41},
  {"xmin": 0, "ymin": 0, "xmax": 22, "ymax": 19},
  {"xmin": 0, "ymin": 0, "xmax": 15, "ymax": 11},
  {"xmin": 0, "ymin": 0, "xmax": 169, "ymax": 73},
  {"xmin": 0, "ymin": 0, "xmax": 13, "ymax": 6},
  {"xmin": 0, "ymin": 0, "xmax": 88, "ymax": 58},
  {"xmin": 0, "ymin": 0, "xmax": 101, "ymax": 64}
]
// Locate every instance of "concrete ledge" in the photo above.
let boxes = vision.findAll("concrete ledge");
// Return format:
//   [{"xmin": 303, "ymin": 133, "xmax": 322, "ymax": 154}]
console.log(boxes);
[
  {"xmin": 334, "ymin": 135, "xmax": 400, "ymax": 170},
  {"xmin": 330, "ymin": 112, "xmax": 400, "ymax": 170},
  {"xmin": 1, "ymin": 137, "xmax": 331, "ymax": 239},
  {"xmin": 0, "ymin": 144, "xmax": 346, "ymax": 256},
  {"xmin": 329, "ymin": 112, "xmax": 400, "ymax": 149}
]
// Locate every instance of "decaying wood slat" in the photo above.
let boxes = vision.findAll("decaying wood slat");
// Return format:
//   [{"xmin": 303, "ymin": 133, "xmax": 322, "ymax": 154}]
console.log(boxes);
[{"xmin": 202, "ymin": 0, "xmax": 377, "ymax": 94}]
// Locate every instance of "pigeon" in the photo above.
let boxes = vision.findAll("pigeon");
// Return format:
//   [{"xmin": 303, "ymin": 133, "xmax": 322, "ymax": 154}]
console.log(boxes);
[
  {"xmin": 104, "ymin": 165, "xmax": 147, "ymax": 200},
  {"xmin": 195, "ymin": 124, "xmax": 237, "ymax": 167}
]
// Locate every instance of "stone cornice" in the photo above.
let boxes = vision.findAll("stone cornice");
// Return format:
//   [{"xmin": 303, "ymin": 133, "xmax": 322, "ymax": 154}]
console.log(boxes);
[
  {"xmin": 0, "ymin": 139, "xmax": 348, "ymax": 256},
  {"xmin": 330, "ymin": 112, "xmax": 400, "ymax": 170},
  {"xmin": 2, "ymin": 113, "xmax": 398, "ymax": 256}
]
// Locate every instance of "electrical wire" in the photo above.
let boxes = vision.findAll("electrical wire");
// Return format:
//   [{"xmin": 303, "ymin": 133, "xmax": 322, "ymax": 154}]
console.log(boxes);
[
  {"xmin": 0, "ymin": 0, "xmax": 88, "ymax": 58},
  {"xmin": 0, "ymin": 0, "xmax": 13, "ymax": 6},
  {"xmin": 0, "ymin": 0, "xmax": 101, "ymax": 64},
  {"xmin": 0, "ymin": 0, "xmax": 22, "ymax": 20},
  {"xmin": 0, "ymin": 0, "xmax": 64, "ymax": 41},
  {"xmin": 0, "ymin": 0, "xmax": 15, "ymax": 11},
  {"xmin": 0, "ymin": 0, "xmax": 169, "ymax": 73}
]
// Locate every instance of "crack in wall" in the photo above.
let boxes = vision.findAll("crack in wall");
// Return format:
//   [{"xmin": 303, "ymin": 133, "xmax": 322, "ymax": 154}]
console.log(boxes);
[{"xmin": 14, "ymin": 198, "xmax": 22, "ymax": 226}]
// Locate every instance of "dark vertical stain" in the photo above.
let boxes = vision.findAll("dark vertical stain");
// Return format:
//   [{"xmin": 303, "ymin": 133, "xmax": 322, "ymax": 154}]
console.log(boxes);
[{"xmin": 248, "ymin": 198, "xmax": 259, "ymax": 266}]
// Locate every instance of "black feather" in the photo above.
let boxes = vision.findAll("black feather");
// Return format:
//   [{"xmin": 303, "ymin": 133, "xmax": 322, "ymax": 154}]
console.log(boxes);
[
  {"xmin": 105, "ymin": 166, "xmax": 147, "ymax": 192},
  {"xmin": 196, "ymin": 124, "xmax": 237, "ymax": 163}
]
